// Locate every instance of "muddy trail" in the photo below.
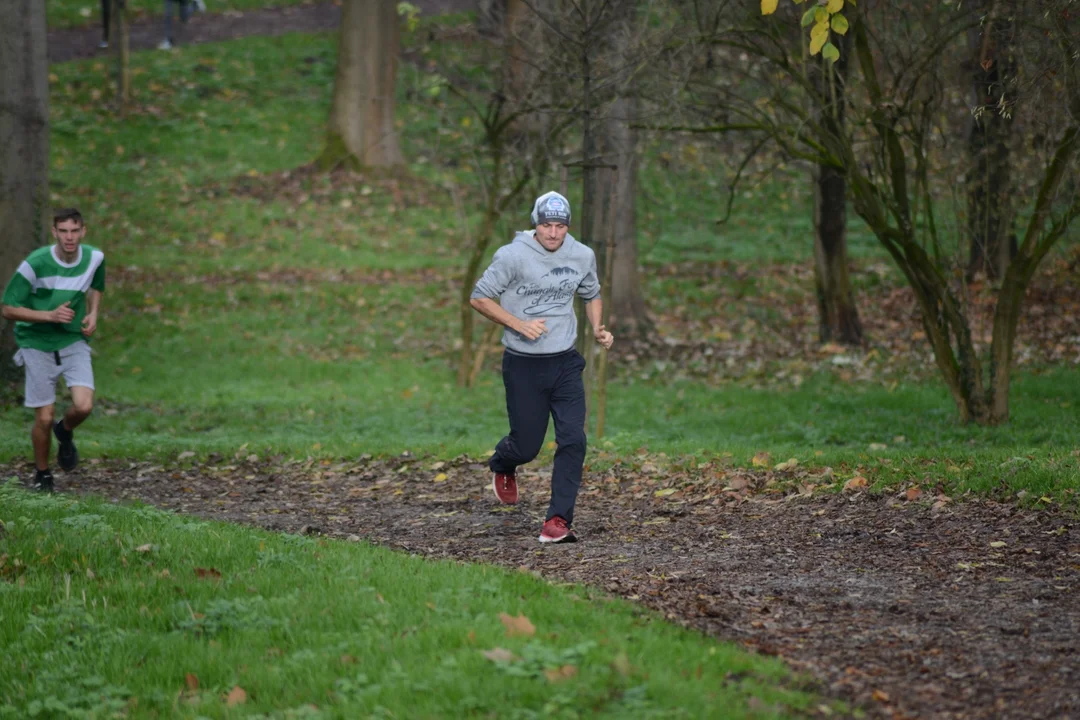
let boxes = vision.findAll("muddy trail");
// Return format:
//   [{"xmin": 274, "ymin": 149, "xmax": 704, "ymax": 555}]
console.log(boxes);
[{"xmin": 15, "ymin": 455, "xmax": 1077, "ymax": 719}]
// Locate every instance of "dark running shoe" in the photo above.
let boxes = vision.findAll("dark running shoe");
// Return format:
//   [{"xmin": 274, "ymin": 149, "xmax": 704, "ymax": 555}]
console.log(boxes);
[
  {"xmin": 539, "ymin": 516, "xmax": 576, "ymax": 544},
  {"xmin": 54, "ymin": 420, "xmax": 78, "ymax": 472},
  {"xmin": 32, "ymin": 469, "xmax": 54, "ymax": 493},
  {"xmin": 492, "ymin": 471, "xmax": 518, "ymax": 505}
]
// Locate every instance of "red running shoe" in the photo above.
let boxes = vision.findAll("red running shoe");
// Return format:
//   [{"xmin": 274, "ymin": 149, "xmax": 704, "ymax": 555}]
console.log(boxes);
[
  {"xmin": 539, "ymin": 516, "xmax": 576, "ymax": 544},
  {"xmin": 492, "ymin": 471, "xmax": 518, "ymax": 504}
]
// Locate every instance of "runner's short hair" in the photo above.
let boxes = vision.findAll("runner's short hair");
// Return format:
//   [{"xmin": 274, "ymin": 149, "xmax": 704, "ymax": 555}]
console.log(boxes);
[{"xmin": 53, "ymin": 208, "xmax": 84, "ymax": 227}]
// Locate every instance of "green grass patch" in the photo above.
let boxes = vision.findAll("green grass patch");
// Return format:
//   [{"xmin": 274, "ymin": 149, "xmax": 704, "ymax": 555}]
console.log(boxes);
[{"xmin": 0, "ymin": 484, "xmax": 822, "ymax": 718}]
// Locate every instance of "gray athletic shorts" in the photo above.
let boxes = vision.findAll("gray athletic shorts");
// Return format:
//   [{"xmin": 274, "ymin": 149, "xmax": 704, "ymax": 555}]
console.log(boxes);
[{"xmin": 13, "ymin": 341, "xmax": 95, "ymax": 409}]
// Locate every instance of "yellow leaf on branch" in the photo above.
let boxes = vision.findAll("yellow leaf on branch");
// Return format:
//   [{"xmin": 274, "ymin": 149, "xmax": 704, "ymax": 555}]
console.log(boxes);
[{"xmin": 761, "ymin": 0, "xmax": 779, "ymax": 15}]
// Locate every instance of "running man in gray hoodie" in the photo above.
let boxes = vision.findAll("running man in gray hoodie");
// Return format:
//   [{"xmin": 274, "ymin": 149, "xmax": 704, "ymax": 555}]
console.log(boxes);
[{"xmin": 470, "ymin": 191, "xmax": 614, "ymax": 543}]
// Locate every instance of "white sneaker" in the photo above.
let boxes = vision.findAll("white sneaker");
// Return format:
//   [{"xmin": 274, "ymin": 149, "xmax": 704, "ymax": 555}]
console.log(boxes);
[{"xmin": 157, "ymin": 39, "xmax": 173, "ymax": 50}]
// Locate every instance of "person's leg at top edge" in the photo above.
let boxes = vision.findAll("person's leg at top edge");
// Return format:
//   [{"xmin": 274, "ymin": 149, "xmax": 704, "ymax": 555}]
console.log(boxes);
[
  {"xmin": 100, "ymin": 0, "xmax": 110, "ymax": 47},
  {"xmin": 489, "ymin": 351, "xmax": 551, "ymax": 505},
  {"xmin": 540, "ymin": 350, "xmax": 587, "ymax": 543},
  {"xmin": 159, "ymin": 0, "xmax": 175, "ymax": 49}
]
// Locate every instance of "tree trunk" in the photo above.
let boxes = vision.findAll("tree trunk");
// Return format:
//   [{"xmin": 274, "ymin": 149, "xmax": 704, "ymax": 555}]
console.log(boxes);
[
  {"xmin": 318, "ymin": 0, "xmax": 403, "ymax": 170},
  {"xmin": 580, "ymin": 0, "xmax": 648, "ymax": 336},
  {"xmin": 965, "ymin": 0, "xmax": 1016, "ymax": 281},
  {"xmin": 811, "ymin": 35, "xmax": 862, "ymax": 346},
  {"xmin": 599, "ymin": 96, "xmax": 649, "ymax": 336},
  {"xmin": 0, "ymin": 0, "xmax": 49, "ymax": 363},
  {"xmin": 813, "ymin": 163, "xmax": 862, "ymax": 345}
]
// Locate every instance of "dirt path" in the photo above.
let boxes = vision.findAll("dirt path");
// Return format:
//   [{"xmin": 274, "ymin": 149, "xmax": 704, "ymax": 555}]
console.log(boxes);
[
  {"xmin": 25, "ymin": 456, "xmax": 1078, "ymax": 719},
  {"xmin": 47, "ymin": 0, "xmax": 472, "ymax": 64}
]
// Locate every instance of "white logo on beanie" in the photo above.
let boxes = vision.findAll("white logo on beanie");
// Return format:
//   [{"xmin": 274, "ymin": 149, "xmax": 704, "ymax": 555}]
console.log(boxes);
[{"xmin": 531, "ymin": 191, "xmax": 572, "ymax": 226}]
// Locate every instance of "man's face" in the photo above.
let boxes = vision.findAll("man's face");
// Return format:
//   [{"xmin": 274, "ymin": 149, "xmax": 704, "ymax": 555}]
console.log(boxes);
[
  {"xmin": 535, "ymin": 222, "xmax": 568, "ymax": 252},
  {"xmin": 52, "ymin": 219, "xmax": 86, "ymax": 255}
]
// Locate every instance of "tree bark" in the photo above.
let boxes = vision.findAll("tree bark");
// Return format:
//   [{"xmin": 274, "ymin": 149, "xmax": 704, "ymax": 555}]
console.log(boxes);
[
  {"xmin": 318, "ymin": 0, "xmax": 403, "ymax": 170},
  {"xmin": 811, "ymin": 35, "xmax": 862, "ymax": 346},
  {"xmin": 965, "ymin": 0, "xmax": 1016, "ymax": 281},
  {"xmin": 599, "ymin": 96, "xmax": 649, "ymax": 335},
  {"xmin": 813, "ymin": 163, "xmax": 862, "ymax": 345},
  {"xmin": 583, "ymin": 0, "xmax": 648, "ymax": 336},
  {"xmin": 0, "ymin": 0, "xmax": 49, "ymax": 362}
]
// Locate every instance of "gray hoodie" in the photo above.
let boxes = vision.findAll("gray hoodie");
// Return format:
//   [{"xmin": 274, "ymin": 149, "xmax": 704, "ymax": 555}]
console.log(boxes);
[{"xmin": 471, "ymin": 231, "xmax": 601, "ymax": 355}]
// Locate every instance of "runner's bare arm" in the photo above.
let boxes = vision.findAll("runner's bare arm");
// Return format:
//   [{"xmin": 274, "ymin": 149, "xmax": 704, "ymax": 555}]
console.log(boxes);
[
  {"xmin": 469, "ymin": 297, "xmax": 546, "ymax": 340},
  {"xmin": 1, "ymin": 302, "xmax": 75, "ymax": 324},
  {"xmin": 82, "ymin": 290, "xmax": 102, "ymax": 336},
  {"xmin": 584, "ymin": 298, "xmax": 614, "ymax": 349}
]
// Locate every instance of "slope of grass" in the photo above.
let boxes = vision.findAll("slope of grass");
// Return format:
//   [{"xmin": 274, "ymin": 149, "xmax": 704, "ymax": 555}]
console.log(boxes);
[
  {"xmin": 0, "ymin": 25, "xmax": 1069, "ymax": 512},
  {"xmin": 0, "ymin": 483, "xmax": 822, "ymax": 718}
]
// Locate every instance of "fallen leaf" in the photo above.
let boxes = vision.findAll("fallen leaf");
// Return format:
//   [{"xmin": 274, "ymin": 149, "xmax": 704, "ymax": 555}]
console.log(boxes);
[
  {"xmin": 611, "ymin": 652, "xmax": 632, "ymax": 677},
  {"xmin": 135, "ymin": 544, "xmax": 153, "ymax": 553},
  {"xmin": 482, "ymin": 647, "xmax": 518, "ymax": 663},
  {"xmin": 194, "ymin": 567, "xmax": 222, "ymax": 580},
  {"xmin": 433, "ymin": 473, "xmax": 448, "ymax": 482},
  {"xmin": 185, "ymin": 673, "xmax": 199, "ymax": 691},
  {"xmin": 905, "ymin": 488, "xmax": 923, "ymax": 501},
  {"xmin": 843, "ymin": 476, "xmax": 868, "ymax": 492},
  {"xmin": 430, "ymin": 461, "xmax": 446, "ymax": 470},
  {"xmin": 178, "ymin": 451, "xmax": 196, "ymax": 460},
  {"xmin": 654, "ymin": 488, "xmax": 677, "ymax": 497},
  {"xmin": 751, "ymin": 452, "xmax": 772, "ymax": 468},
  {"xmin": 774, "ymin": 458, "xmax": 799, "ymax": 472},
  {"xmin": 544, "ymin": 664, "xmax": 578, "ymax": 682},
  {"xmin": 871, "ymin": 689, "xmax": 890, "ymax": 702},
  {"xmin": 725, "ymin": 476, "xmax": 751, "ymax": 491},
  {"xmin": 340, "ymin": 654, "xmax": 356, "ymax": 665},
  {"xmin": 499, "ymin": 612, "xmax": 536, "ymax": 637},
  {"xmin": 989, "ymin": 541, "xmax": 1007, "ymax": 548},
  {"xmin": 225, "ymin": 686, "xmax": 247, "ymax": 706}
]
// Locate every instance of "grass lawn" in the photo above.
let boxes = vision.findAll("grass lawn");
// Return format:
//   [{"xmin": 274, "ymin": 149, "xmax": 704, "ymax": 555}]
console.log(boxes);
[
  {"xmin": 0, "ymin": 484, "xmax": 826, "ymax": 718},
  {"xmin": 2, "ymin": 27, "xmax": 1074, "ymax": 509},
  {"xmin": 4, "ymin": 12, "xmax": 1076, "ymax": 719}
]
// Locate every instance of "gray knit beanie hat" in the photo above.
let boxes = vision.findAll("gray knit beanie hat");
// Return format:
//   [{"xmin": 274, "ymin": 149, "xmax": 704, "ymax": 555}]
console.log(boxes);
[{"xmin": 530, "ymin": 191, "xmax": 571, "ymax": 226}]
